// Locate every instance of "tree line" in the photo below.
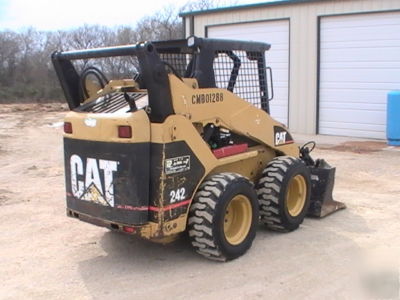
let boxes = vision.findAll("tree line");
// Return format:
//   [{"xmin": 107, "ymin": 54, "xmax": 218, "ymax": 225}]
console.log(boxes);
[{"xmin": 0, "ymin": 0, "xmax": 230, "ymax": 103}]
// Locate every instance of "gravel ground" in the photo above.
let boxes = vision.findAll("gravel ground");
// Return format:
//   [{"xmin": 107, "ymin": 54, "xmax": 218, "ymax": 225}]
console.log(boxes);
[{"xmin": 1, "ymin": 104, "xmax": 399, "ymax": 299}]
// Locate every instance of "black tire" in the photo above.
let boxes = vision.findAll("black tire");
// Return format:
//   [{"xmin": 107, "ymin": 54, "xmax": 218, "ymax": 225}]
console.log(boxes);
[
  {"xmin": 188, "ymin": 173, "xmax": 259, "ymax": 261},
  {"xmin": 256, "ymin": 156, "xmax": 311, "ymax": 232}
]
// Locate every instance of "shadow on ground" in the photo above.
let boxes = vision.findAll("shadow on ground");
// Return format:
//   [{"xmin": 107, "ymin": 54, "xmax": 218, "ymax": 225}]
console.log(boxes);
[{"xmin": 77, "ymin": 207, "xmax": 371, "ymax": 299}]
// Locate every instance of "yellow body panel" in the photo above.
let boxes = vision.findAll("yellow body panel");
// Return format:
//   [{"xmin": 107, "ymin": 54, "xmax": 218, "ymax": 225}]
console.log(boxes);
[
  {"xmin": 168, "ymin": 75, "xmax": 299, "ymax": 157},
  {"xmin": 64, "ymin": 109, "xmax": 150, "ymax": 143}
]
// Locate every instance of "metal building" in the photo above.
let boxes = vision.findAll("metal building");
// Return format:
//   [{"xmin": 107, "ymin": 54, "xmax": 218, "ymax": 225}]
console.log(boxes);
[{"xmin": 180, "ymin": 0, "xmax": 400, "ymax": 138}]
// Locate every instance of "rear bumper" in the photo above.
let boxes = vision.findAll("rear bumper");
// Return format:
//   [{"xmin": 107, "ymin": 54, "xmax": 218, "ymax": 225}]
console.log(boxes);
[
  {"xmin": 66, "ymin": 196, "xmax": 148, "ymax": 225},
  {"xmin": 67, "ymin": 208, "xmax": 148, "ymax": 235}
]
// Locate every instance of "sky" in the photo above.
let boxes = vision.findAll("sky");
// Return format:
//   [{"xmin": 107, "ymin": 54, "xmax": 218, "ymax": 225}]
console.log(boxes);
[{"xmin": 0, "ymin": 0, "xmax": 269, "ymax": 32}]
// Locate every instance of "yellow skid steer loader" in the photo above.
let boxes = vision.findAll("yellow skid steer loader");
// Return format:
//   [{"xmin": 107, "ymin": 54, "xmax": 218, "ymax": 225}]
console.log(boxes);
[{"xmin": 52, "ymin": 36, "xmax": 345, "ymax": 261}]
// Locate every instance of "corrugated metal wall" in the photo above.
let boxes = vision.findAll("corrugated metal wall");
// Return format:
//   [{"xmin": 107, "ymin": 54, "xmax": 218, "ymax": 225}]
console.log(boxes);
[{"xmin": 185, "ymin": 0, "xmax": 400, "ymax": 135}]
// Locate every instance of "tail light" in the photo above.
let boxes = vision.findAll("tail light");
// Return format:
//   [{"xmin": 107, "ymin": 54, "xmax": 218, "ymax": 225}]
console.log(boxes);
[
  {"xmin": 118, "ymin": 125, "xmax": 132, "ymax": 138},
  {"xmin": 64, "ymin": 122, "xmax": 73, "ymax": 134},
  {"xmin": 122, "ymin": 226, "xmax": 135, "ymax": 233}
]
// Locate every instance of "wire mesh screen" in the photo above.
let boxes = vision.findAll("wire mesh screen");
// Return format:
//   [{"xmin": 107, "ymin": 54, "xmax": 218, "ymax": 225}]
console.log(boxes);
[
  {"xmin": 159, "ymin": 53, "xmax": 193, "ymax": 78},
  {"xmin": 74, "ymin": 53, "xmax": 193, "ymax": 84},
  {"xmin": 72, "ymin": 56, "xmax": 140, "ymax": 81},
  {"xmin": 213, "ymin": 50, "xmax": 266, "ymax": 108}
]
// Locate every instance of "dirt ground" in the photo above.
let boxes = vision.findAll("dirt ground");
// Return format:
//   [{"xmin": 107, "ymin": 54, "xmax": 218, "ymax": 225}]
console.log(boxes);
[{"xmin": 1, "ymin": 104, "xmax": 399, "ymax": 299}]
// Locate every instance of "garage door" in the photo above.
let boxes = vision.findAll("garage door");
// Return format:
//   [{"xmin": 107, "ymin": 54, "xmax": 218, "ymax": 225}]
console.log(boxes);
[
  {"xmin": 319, "ymin": 12, "xmax": 400, "ymax": 139},
  {"xmin": 208, "ymin": 20, "xmax": 289, "ymax": 126}
]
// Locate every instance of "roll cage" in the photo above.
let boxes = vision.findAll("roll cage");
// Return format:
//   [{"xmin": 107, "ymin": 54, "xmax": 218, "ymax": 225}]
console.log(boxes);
[{"xmin": 52, "ymin": 36, "xmax": 272, "ymax": 123}]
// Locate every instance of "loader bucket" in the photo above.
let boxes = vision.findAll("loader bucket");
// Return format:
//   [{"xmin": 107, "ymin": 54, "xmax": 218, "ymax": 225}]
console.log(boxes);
[{"xmin": 307, "ymin": 159, "xmax": 346, "ymax": 218}]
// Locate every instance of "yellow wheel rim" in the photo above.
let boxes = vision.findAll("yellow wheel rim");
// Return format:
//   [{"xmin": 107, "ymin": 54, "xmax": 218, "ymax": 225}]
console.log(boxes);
[
  {"xmin": 286, "ymin": 174, "xmax": 307, "ymax": 217},
  {"xmin": 223, "ymin": 195, "xmax": 252, "ymax": 245}
]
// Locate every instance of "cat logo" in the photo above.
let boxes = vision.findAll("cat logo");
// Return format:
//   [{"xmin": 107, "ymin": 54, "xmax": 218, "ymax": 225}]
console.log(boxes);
[
  {"xmin": 274, "ymin": 126, "xmax": 294, "ymax": 146},
  {"xmin": 275, "ymin": 131, "xmax": 288, "ymax": 145},
  {"xmin": 70, "ymin": 154, "xmax": 118, "ymax": 207}
]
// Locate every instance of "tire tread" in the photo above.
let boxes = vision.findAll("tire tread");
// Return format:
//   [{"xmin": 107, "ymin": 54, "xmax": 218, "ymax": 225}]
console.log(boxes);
[
  {"xmin": 256, "ymin": 156, "xmax": 309, "ymax": 232},
  {"xmin": 188, "ymin": 172, "xmax": 252, "ymax": 261}
]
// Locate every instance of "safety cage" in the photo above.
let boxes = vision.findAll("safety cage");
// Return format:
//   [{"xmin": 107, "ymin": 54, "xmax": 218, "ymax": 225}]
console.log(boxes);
[{"xmin": 52, "ymin": 36, "xmax": 273, "ymax": 122}]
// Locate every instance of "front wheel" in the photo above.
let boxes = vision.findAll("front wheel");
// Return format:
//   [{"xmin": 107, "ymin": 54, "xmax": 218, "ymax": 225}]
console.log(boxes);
[
  {"xmin": 256, "ymin": 156, "xmax": 311, "ymax": 232},
  {"xmin": 188, "ymin": 173, "xmax": 259, "ymax": 261}
]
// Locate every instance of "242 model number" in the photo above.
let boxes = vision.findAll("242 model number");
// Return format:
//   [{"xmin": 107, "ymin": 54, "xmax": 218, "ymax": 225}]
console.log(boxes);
[{"xmin": 169, "ymin": 188, "xmax": 186, "ymax": 203}]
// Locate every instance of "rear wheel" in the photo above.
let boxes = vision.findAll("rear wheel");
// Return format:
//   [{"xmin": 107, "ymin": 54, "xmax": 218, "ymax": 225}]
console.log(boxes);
[
  {"xmin": 256, "ymin": 156, "xmax": 311, "ymax": 232},
  {"xmin": 188, "ymin": 173, "xmax": 258, "ymax": 261}
]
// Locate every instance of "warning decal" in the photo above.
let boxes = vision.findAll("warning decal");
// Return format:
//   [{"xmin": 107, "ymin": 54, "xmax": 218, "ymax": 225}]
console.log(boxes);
[{"xmin": 165, "ymin": 155, "xmax": 190, "ymax": 175}]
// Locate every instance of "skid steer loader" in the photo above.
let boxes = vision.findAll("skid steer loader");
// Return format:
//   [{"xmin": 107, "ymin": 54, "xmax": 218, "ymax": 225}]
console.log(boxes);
[{"xmin": 52, "ymin": 36, "xmax": 345, "ymax": 261}]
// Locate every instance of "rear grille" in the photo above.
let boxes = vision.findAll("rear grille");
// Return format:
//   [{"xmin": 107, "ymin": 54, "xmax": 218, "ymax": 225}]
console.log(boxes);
[{"xmin": 77, "ymin": 92, "xmax": 147, "ymax": 113}]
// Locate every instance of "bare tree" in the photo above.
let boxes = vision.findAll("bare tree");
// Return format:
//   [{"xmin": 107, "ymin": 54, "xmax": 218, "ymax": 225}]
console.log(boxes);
[
  {"xmin": 181, "ymin": 0, "xmax": 238, "ymax": 12},
  {"xmin": 0, "ymin": 0, "xmax": 240, "ymax": 103}
]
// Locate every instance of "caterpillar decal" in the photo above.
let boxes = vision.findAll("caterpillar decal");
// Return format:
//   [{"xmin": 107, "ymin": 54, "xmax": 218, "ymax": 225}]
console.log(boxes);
[
  {"xmin": 64, "ymin": 138, "xmax": 150, "ymax": 225},
  {"xmin": 274, "ymin": 126, "xmax": 294, "ymax": 146},
  {"xmin": 70, "ymin": 154, "xmax": 118, "ymax": 207}
]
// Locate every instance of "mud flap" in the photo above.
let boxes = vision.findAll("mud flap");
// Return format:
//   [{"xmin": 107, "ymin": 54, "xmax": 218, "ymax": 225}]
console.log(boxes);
[{"xmin": 307, "ymin": 159, "xmax": 346, "ymax": 218}]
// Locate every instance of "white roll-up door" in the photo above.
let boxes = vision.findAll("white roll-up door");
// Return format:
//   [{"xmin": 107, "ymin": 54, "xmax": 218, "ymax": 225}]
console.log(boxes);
[
  {"xmin": 319, "ymin": 12, "xmax": 400, "ymax": 139},
  {"xmin": 208, "ymin": 20, "xmax": 290, "ymax": 126}
]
